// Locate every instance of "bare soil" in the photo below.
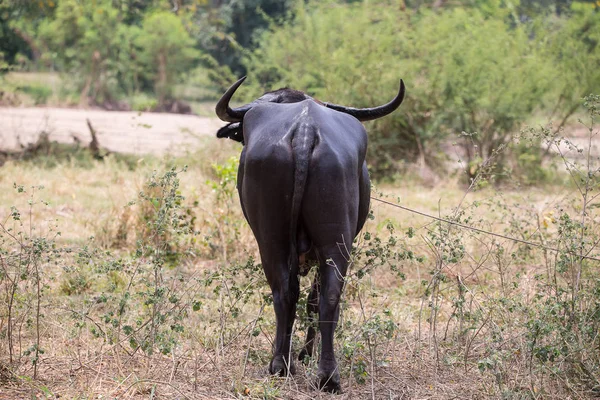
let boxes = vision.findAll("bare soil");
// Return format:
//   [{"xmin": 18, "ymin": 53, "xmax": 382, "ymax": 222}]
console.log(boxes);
[{"xmin": 0, "ymin": 107, "xmax": 226, "ymax": 156}]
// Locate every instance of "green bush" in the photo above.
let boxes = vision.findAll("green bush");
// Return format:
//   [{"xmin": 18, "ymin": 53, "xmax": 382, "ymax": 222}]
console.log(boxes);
[
  {"xmin": 37, "ymin": 0, "xmax": 138, "ymax": 105},
  {"xmin": 243, "ymin": 1, "xmax": 559, "ymax": 178},
  {"xmin": 16, "ymin": 83, "xmax": 51, "ymax": 104},
  {"xmin": 32, "ymin": 2, "xmax": 201, "ymax": 107},
  {"xmin": 136, "ymin": 11, "xmax": 200, "ymax": 105},
  {"xmin": 130, "ymin": 92, "xmax": 159, "ymax": 112},
  {"xmin": 502, "ymin": 129, "xmax": 553, "ymax": 186},
  {"xmin": 542, "ymin": 3, "xmax": 600, "ymax": 122}
]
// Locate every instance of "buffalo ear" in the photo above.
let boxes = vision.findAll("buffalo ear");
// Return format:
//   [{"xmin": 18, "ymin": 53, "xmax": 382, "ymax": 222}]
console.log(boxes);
[{"xmin": 216, "ymin": 122, "xmax": 244, "ymax": 144}]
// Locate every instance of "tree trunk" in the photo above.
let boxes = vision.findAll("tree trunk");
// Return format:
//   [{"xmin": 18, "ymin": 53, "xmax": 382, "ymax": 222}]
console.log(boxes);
[
  {"xmin": 80, "ymin": 51, "xmax": 101, "ymax": 107},
  {"xmin": 11, "ymin": 26, "xmax": 41, "ymax": 62},
  {"xmin": 157, "ymin": 51, "xmax": 168, "ymax": 106},
  {"xmin": 433, "ymin": 0, "xmax": 447, "ymax": 9}
]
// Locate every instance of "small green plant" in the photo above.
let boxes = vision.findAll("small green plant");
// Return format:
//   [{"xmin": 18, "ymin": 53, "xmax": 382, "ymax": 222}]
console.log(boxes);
[
  {"xmin": 520, "ymin": 95, "xmax": 600, "ymax": 393},
  {"xmin": 202, "ymin": 156, "xmax": 244, "ymax": 261},
  {"xmin": 59, "ymin": 265, "xmax": 91, "ymax": 295},
  {"xmin": 512, "ymin": 137, "xmax": 553, "ymax": 186},
  {"xmin": 0, "ymin": 184, "xmax": 61, "ymax": 377},
  {"xmin": 16, "ymin": 83, "xmax": 52, "ymax": 104},
  {"xmin": 130, "ymin": 93, "xmax": 159, "ymax": 112},
  {"xmin": 120, "ymin": 167, "xmax": 197, "ymax": 355}
]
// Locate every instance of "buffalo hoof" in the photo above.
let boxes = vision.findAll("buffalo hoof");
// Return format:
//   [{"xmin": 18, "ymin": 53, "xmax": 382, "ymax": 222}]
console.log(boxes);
[
  {"xmin": 317, "ymin": 369, "xmax": 341, "ymax": 394},
  {"xmin": 269, "ymin": 355, "xmax": 296, "ymax": 376}
]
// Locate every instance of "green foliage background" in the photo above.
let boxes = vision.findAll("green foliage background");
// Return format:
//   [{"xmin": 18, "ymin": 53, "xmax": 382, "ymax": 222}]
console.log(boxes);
[
  {"xmin": 244, "ymin": 0, "xmax": 599, "ymax": 176},
  {"xmin": 0, "ymin": 0, "xmax": 599, "ymax": 177}
]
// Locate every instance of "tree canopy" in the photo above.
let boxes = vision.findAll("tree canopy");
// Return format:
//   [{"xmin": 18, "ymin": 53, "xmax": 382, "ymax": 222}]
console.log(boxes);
[
  {"xmin": 1, "ymin": 0, "xmax": 598, "ymax": 178},
  {"xmin": 244, "ymin": 0, "xmax": 599, "ymax": 176}
]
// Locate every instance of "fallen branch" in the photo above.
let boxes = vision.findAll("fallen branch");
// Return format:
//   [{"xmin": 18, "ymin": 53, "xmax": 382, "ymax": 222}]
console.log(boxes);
[{"xmin": 86, "ymin": 118, "xmax": 108, "ymax": 159}]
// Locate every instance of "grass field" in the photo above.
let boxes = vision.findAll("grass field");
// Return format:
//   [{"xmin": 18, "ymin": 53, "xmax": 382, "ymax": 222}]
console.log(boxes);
[
  {"xmin": 1, "ymin": 102, "xmax": 599, "ymax": 399},
  {"xmin": 1, "ymin": 72, "xmax": 218, "ymax": 116},
  {"xmin": 0, "ymin": 133, "xmax": 598, "ymax": 399}
]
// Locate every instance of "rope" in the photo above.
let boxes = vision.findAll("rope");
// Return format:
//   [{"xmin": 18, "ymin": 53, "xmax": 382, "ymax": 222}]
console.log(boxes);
[{"xmin": 371, "ymin": 196, "xmax": 600, "ymax": 262}]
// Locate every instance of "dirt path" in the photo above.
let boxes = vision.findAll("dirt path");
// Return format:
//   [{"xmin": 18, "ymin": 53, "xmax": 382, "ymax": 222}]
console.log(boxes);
[
  {"xmin": 0, "ymin": 107, "xmax": 225, "ymax": 155},
  {"xmin": 1, "ymin": 106, "xmax": 596, "ymax": 163}
]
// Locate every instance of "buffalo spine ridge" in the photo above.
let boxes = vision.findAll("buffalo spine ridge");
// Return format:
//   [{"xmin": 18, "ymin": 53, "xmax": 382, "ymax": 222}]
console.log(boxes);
[{"xmin": 288, "ymin": 116, "xmax": 317, "ymax": 278}]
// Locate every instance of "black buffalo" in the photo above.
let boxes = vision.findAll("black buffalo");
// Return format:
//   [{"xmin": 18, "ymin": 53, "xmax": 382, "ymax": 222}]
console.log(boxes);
[{"xmin": 215, "ymin": 77, "xmax": 405, "ymax": 393}]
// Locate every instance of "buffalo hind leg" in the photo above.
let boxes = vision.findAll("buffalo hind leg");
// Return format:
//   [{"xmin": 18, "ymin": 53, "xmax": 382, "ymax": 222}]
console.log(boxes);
[
  {"xmin": 299, "ymin": 273, "xmax": 319, "ymax": 363},
  {"xmin": 316, "ymin": 245, "xmax": 350, "ymax": 394},
  {"xmin": 266, "ymin": 262, "xmax": 300, "ymax": 377}
]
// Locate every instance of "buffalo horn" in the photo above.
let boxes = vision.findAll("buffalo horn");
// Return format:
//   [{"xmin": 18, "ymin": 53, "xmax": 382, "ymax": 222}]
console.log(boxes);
[
  {"xmin": 215, "ymin": 76, "xmax": 251, "ymax": 122},
  {"xmin": 323, "ymin": 79, "xmax": 405, "ymax": 122}
]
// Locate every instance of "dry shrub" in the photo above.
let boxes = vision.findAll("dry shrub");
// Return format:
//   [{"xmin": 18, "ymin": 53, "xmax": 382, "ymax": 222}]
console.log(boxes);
[{"xmin": 2, "ymin": 97, "xmax": 599, "ymax": 399}]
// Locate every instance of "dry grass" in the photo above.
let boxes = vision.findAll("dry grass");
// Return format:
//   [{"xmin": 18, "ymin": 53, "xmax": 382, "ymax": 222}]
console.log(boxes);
[
  {"xmin": 0, "ymin": 138, "xmax": 239, "ymax": 243},
  {"xmin": 1, "ymin": 134, "xmax": 599, "ymax": 399}
]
